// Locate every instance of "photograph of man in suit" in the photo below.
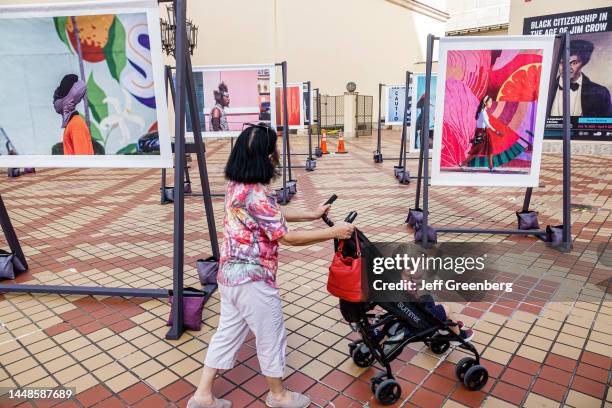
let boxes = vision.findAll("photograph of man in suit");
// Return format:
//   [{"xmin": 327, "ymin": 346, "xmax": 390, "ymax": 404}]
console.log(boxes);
[{"xmin": 551, "ymin": 39, "xmax": 612, "ymax": 117}]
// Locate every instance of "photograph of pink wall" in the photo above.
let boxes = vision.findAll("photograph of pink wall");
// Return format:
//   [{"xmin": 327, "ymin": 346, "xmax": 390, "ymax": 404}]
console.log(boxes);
[
  {"xmin": 431, "ymin": 36, "xmax": 554, "ymax": 187},
  {"xmin": 195, "ymin": 64, "xmax": 275, "ymax": 137}
]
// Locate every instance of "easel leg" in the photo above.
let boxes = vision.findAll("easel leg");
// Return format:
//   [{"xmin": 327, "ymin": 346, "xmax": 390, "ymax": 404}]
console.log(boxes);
[
  {"xmin": 185, "ymin": 51, "xmax": 220, "ymax": 260},
  {"xmin": 522, "ymin": 188, "xmax": 533, "ymax": 212},
  {"xmin": 414, "ymin": 105, "xmax": 426, "ymax": 209},
  {"xmin": 161, "ymin": 168, "xmax": 169, "ymax": 203},
  {"xmin": 374, "ymin": 83, "xmax": 383, "ymax": 162},
  {"xmin": 0, "ymin": 194, "xmax": 28, "ymax": 270},
  {"xmin": 166, "ymin": 0, "xmax": 187, "ymax": 341},
  {"xmin": 278, "ymin": 61, "xmax": 290, "ymax": 204},
  {"xmin": 420, "ymin": 34, "xmax": 435, "ymax": 247},
  {"xmin": 561, "ymin": 31, "xmax": 572, "ymax": 250}
]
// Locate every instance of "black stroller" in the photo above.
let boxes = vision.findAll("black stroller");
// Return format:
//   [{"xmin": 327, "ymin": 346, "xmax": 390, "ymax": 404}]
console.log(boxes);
[{"xmin": 323, "ymin": 196, "xmax": 488, "ymax": 405}]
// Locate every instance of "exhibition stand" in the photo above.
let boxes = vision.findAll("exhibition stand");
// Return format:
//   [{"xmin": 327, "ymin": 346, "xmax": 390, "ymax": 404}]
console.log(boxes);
[
  {"xmin": 159, "ymin": 63, "xmax": 301, "ymax": 205},
  {"xmin": 305, "ymin": 81, "xmax": 317, "ymax": 171},
  {"xmin": 0, "ymin": 0, "xmax": 220, "ymax": 340},
  {"xmin": 314, "ymin": 87, "xmax": 323, "ymax": 157},
  {"xmin": 277, "ymin": 81, "xmax": 317, "ymax": 172},
  {"xmin": 374, "ymin": 78, "xmax": 419, "ymax": 184},
  {"xmin": 410, "ymin": 32, "xmax": 573, "ymax": 251},
  {"xmin": 393, "ymin": 71, "xmax": 412, "ymax": 184}
]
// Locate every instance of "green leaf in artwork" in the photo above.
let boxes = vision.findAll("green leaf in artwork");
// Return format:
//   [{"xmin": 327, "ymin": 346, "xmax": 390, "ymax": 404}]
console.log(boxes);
[
  {"xmin": 103, "ymin": 17, "xmax": 127, "ymax": 82},
  {"xmin": 89, "ymin": 120, "xmax": 104, "ymax": 143},
  {"xmin": 53, "ymin": 17, "xmax": 73, "ymax": 53},
  {"xmin": 116, "ymin": 143, "xmax": 138, "ymax": 155},
  {"xmin": 87, "ymin": 73, "xmax": 108, "ymax": 123}
]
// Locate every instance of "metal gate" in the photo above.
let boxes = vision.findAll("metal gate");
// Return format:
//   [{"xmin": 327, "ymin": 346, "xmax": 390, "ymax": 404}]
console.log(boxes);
[
  {"xmin": 315, "ymin": 95, "xmax": 344, "ymax": 130},
  {"xmin": 355, "ymin": 94, "xmax": 373, "ymax": 136}
]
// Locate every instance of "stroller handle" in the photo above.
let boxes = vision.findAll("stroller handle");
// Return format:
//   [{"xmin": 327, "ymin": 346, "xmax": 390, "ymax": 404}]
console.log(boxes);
[
  {"xmin": 321, "ymin": 194, "xmax": 358, "ymax": 226},
  {"xmin": 322, "ymin": 194, "xmax": 337, "ymax": 226}
]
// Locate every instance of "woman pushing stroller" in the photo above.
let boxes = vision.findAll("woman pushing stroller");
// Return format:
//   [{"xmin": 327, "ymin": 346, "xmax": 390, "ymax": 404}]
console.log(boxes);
[{"xmin": 188, "ymin": 123, "xmax": 354, "ymax": 408}]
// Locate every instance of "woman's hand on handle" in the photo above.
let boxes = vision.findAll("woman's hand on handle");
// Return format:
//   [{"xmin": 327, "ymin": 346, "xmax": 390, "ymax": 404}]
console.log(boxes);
[
  {"xmin": 333, "ymin": 222, "xmax": 355, "ymax": 239},
  {"xmin": 279, "ymin": 222, "xmax": 355, "ymax": 246},
  {"xmin": 312, "ymin": 203, "xmax": 331, "ymax": 220}
]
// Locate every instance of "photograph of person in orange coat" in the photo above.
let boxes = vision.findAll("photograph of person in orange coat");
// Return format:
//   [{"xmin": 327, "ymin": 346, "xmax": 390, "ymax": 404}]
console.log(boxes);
[{"xmin": 53, "ymin": 74, "xmax": 94, "ymax": 155}]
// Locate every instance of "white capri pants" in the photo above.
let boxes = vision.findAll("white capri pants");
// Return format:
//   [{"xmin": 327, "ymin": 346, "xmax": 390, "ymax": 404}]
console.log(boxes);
[{"xmin": 204, "ymin": 281, "xmax": 287, "ymax": 378}]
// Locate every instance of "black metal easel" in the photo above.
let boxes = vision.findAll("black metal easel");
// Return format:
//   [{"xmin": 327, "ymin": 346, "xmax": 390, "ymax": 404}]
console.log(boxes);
[
  {"xmin": 0, "ymin": 194, "xmax": 27, "ymax": 271},
  {"xmin": 373, "ymin": 83, "xmax": 385, "ymax": 163},
  {"xmin": 305, "ymin": 81, "xmax": 316, "ymax": 171},
  {"xmin": 374, "ymin": 79, "xmax": 417, "ymax": 168},
  {"xmin": 160, "ymin": 65, "xmax": 225, "ymax": 203},
  {"xmin": 314, "ymin": 87, "xmax": 323, "ymax": 157},
  {"xmin": 276, "ymin": 61, "xmax": 294, "ymax": 205},
  {"xmin": 394, "ymin": 71, "xmax": 412, "ymax": 184},
  {"xmin": 275, "ymin": 80, "xmax": 316, "ymax": 172},
  {"xmin": 0, "ymin": 0, "xmax": 220, "ymax": 340},
  {"xmin": 413, "ymin": 32, "xmax": 572, "ymax": 251},
  {"xmin": 161, "ymin": 63, "xmax": 298, "ymax": 201}
]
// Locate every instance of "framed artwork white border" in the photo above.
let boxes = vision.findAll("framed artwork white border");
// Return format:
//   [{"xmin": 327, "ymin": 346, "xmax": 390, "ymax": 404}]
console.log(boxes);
[
  {"xmin": 384, "ymin": 85, "xmax": 406, "ymax": 126},
  {"xmin": 302, "ymin": 82, "xmax": 314, "ymax": 126},
  {"xmin": 0, "ymin": 0, "xmax": 172, "ymax": 168},
  {"xmin": 431, "ymin": 35, "xmax": 555, "ymax": 187},
  {"xmin": 276, "ymin": 82, "xmax": 305, "ymax": 130},
  {"xmin": 408, "ymin": 73, "xmax": 437, "ymax": 154},
  {"xmin": 189, "ymin": 63, "xmax": 276, "ymax": 139}
]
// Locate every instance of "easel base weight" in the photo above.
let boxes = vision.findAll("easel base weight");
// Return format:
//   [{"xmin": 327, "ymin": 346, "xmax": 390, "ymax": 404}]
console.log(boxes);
[
  {"xmin": 305, "ymin": 159, "xmax": 316, "ymax": 172},
  {"xmin": 166, "ymin": 284, "xmax": 217, "ymax": 340}
]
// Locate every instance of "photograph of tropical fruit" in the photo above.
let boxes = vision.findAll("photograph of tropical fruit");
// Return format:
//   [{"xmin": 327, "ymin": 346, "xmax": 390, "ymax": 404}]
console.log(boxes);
[
  {"xmin": 431, "ymin": 35, "xmax": 555, "ymax": 187},
  {"xmin": 0, "ymin": 10, "xmax": 165, "ymax": 162},
  {"xmin": 439, "ymin": 48, "xmax": 544, "ymax": 173}
]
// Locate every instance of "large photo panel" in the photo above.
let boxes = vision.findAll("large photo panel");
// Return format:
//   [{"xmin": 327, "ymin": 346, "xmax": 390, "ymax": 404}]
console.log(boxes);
[
  {"xmin": 409, "ymin": 74, "xmax": 437, "ymax": 153},
  {"xmin": 523, "ymin": 6, "xmax": 612, "ymax": 141},
  {"xmin": 0, "ymin": 0, "xmax": 171, "ymax": 168},
  {"xmin": 431, "ymin": 35, "xmax": 555, "ymax": 187},
  {"xmin": 188, "ymin": 64, "xmax": 276, "ymax": 138}
]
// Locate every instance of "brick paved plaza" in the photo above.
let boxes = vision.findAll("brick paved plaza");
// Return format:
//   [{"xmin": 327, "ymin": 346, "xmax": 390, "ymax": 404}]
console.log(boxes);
[{"xmin": 1, "ymin": 131, "xmax": 610, "ymax": 407}]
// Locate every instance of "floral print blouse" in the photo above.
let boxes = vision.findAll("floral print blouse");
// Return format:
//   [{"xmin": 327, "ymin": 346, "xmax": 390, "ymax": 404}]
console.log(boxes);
[{"xmin": 218, "ymin": 181, "xmax": 288, "ymax": 288}]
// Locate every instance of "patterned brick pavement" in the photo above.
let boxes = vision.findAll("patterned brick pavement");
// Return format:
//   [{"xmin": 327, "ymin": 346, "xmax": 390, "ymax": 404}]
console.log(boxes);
[{"xmin": 0, "ymin": 131, "xmax": 610, "ymax": 407}]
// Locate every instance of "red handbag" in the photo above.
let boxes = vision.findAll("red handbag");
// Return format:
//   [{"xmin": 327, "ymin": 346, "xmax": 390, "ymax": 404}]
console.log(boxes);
[{"xmin": 327, "ymin": 234, "xmax": 367, "ymax": 302}]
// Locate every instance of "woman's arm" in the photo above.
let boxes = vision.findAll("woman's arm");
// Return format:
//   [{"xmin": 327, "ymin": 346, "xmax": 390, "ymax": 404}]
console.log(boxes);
[
  {"xmin": 281, "ymin": 203, "xmax": 330, "ymax": 222},
  {"xmin": 211, "ymin": 107, "xmax": 221, "ymax": 131},
  {"xmin": 278, "ymin": 222, "xmax": 354, "ymax": 246},
  {"xmin": 483, "ymin": 111, "xmax": 498, "ymax": 133}
]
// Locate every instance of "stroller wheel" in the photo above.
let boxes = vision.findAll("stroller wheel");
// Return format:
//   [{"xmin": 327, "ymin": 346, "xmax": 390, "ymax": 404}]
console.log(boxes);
[
  {"xmin": 429, "ymin": 338, "xmax": 450, "ymax": 354},
  {"xmin": 370, "ymin": 372, "xmax": 388, "ymax": 394},
  {"xmin": 463, "ymin": 365, "xmax": 488, "ymax": 391},
  {"xmin": 348, "ymin": 341, "xmax": 358, "ymax": 356},
  {"xmin": 351, "ymin": 343, "xmax": 374, "ymax": 368},
  {"xmin": 375, "ymin": 379, "xmax": 401, "ymax": 405},
  {"xmin": 455, "ymin": 356, "xmax": 477, "ymax": 382}
]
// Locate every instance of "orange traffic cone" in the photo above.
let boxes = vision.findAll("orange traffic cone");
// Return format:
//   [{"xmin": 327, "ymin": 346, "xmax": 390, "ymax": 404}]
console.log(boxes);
[
  {"xmin": 321, "ymin": 130, "xmax": 329, "ymax": 154},
  {"xmin": 336, "ymin": 131, "xmax": 348, "ymax": 154}
]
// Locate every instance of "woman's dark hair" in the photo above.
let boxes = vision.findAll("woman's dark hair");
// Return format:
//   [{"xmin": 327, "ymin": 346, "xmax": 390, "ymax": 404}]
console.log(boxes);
[
  {"xmin": 475, "ymin": 95, "xmax": 491, "ymax": 120},
  {"xmin": 214, "ymin": 82, "xmax": 229, "ymax": 104},
  {"xmin": 225, "ymin": 124, "xmax": 279, "ymax": 184}
]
